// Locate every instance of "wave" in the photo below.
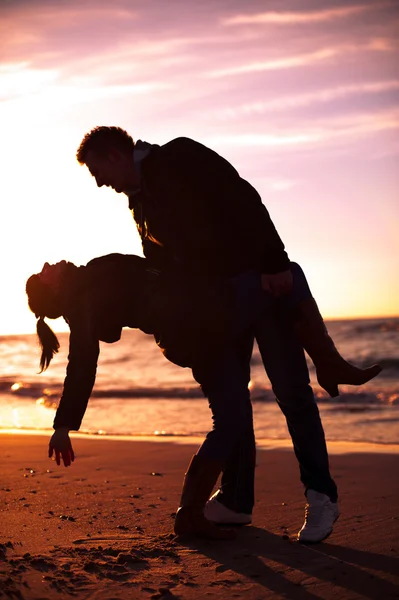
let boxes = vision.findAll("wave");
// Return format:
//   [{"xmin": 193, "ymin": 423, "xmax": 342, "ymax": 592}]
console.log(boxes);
[
  {"xmin": 374, "ymin": 357, "xmax": 399, "ymax": 372},
  {"xmin": 253, "ymin": 349, "xmax": 399, "ymax": 373},
  {"xmin": 0, "ymin": 426, "xmax": 398, "ymax": 449},
  {"xmin": 304, "ymin": 356, "xmax": 399, "ymax": 372},
  {"xmin": 1, "ymin": 378, "xmax": 398, "ymax": 406},
  {"xmin": 349, "ymin": 319, "xmax": 399, "ymax": 334}
]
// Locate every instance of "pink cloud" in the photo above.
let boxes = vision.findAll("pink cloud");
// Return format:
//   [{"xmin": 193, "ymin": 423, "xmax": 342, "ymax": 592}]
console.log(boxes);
[
  {"xmin": 222, "ymin": 3, "xmax": 390, "ymax": 26},
  {"xmin": 206, "ymin": 41, "xmax": 394, "ymax": 78},
  {"xmin": 205, "ymin": 108, "xmax": 399, "ymax": 151},
  {"xmin": 204, "ymin": 80, "xmax": 399, "ymax": 121}
]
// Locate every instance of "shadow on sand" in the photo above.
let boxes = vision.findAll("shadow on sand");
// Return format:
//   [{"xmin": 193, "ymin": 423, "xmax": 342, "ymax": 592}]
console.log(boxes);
[{"xmin": 178, "ymin": 526, "xmax": 399, "ymax": 599}]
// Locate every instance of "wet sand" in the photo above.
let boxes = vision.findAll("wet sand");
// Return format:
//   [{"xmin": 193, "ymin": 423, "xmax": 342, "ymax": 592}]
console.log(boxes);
[{"xmin": 1, "ymin": 434, "xmax": 398, "ymax": 599}]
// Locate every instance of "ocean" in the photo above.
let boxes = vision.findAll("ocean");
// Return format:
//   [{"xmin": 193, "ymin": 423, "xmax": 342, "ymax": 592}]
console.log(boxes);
[{"xmin": 1, "ymin": 317, "xmax": 398, "ymax": 447}]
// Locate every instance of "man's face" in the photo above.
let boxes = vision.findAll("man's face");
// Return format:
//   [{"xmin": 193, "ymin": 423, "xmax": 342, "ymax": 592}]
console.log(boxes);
[{"xmin": 85, "ymin": 149, "xmax": 131, "ymax": 194}]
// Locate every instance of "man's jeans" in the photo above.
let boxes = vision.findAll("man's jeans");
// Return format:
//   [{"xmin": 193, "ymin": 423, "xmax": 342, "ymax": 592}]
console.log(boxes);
[
  {"xmin": 193, "ymin": 263, "xmax": 337, "ymax": 513},
  {"xmin": 192, "ymin": 269, "xmax": 260, "ymax": 473}
]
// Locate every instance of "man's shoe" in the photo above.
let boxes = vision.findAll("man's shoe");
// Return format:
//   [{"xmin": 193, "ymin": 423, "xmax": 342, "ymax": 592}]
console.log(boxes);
[
  {"xmin": 204, "ymin": 492, "xmax": 252, "ymax": 525},
  {"xmin": 298, "ymin": 489, "xmax": 339, "ymax": 543}
]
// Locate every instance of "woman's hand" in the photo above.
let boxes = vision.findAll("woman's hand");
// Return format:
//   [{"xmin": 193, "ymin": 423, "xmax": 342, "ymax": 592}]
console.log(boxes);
[{"xmin": 49, "ymin": 428, "xmax": 75, "ymax": 467}]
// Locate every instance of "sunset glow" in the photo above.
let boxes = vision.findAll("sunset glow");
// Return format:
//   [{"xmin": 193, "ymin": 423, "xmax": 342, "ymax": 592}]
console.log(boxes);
[{"xmin": 1, "ymin": 0, "xmax": 398, "ymax": 334}]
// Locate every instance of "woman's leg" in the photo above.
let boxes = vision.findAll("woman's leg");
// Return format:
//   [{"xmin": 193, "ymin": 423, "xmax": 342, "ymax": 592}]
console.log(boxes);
[
  {"xmin": 289, "ymin": 262, "xmax": 382, "ymax": 397},
  {"xmin": 205, "ymin": 330, "xmax": 256, "ymax": 519},
  {"xmin": 174, "ymin": 270, "xmax": 262, "ymax": 538},
  {"xmin": 174, "ymin": 345, "xmax": 254, "ymax": 538}
]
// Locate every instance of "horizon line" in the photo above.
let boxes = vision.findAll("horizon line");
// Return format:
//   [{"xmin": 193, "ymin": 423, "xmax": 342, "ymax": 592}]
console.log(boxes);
[{"xmin": 0, "ymin": 313, "xmax": 398, "ymax": 337}]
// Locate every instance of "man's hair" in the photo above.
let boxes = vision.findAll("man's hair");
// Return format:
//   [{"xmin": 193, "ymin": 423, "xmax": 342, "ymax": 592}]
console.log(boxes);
[{"xmin": 76, "ymin": 126, "xmax": 135, "ymax": 164}]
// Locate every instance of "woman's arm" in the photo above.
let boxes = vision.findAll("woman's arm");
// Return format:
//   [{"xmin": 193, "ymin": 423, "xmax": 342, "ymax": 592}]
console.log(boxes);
[
  {"xmin": 48, "ymin": 427, "xmax": 74, "ymax": 467},
  {"xmin": 50, "ymin": 298, "xmax": 100, "ymax": 466}
]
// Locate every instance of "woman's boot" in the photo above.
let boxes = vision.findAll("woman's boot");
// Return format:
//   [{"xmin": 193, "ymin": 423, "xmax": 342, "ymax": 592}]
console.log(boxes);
[
  {"xmin": 294, "ymin": 297, "xmax": 382, "ymax": 397},
  {"xmin": 174, "ymin": 454, "xmax": 236, "ymax": 539}
]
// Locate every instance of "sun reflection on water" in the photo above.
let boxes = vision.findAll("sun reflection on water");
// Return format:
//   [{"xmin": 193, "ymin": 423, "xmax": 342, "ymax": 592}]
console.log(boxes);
[{"xmin": 12, "ymin": 408, "xmax": 21, "ymax": 428}]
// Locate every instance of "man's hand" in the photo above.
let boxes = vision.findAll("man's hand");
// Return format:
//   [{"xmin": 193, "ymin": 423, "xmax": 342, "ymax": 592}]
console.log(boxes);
[
  {"xmin": 49, "ymin": 428, "xmax": 75, "ymax": 467},
  {"xmin": 261, "ymin": 269, "xmax": 293, "ymax": 298}
]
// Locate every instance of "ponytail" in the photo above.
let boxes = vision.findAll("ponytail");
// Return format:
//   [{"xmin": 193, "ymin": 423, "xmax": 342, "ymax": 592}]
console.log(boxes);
[{"xmin": 36, "ymin": 317, "xmax": 60, "ymax": 372}]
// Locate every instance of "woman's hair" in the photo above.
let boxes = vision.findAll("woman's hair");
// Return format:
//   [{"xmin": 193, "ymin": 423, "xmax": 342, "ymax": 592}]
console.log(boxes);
[
  {"xmin": 26, "ymin": 274, "xmax": 62, "ymax": 372},
  {"xmin": 36, "ymin": 317, "xmax": 60, "ymax": 373}
]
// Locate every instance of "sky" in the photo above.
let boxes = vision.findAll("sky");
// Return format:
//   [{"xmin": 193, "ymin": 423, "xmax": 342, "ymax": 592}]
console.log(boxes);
[{"xmin": 0, "ymin": 0, "xmax": 398, "ymax": 335}]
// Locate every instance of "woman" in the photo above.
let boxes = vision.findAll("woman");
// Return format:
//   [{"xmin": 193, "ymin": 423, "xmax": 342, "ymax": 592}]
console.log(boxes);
[
  {"xmin": 27, "ymin": 252, "xmax": 253, "ymax": 540},
  {"xmin": 26, "ymin": 253, "xmax": 381, "ymax": 540}
]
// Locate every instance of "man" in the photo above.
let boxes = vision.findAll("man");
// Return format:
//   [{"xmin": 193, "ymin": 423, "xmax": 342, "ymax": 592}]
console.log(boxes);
[{"xmin": 73, "ymin": 127, "xmax": 378, "ymax": 542}]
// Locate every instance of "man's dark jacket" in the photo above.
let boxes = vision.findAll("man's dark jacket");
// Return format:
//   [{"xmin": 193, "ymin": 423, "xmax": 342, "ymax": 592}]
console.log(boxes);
[{"xmin": 129, "ymin": 137, "xmax": 290, "ymax": 276}]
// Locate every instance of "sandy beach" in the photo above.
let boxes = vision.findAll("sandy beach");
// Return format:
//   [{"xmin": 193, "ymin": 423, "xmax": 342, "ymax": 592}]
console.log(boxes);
[{"xmin": 1, "ymin": 434, "xmax": 398, "ymax": 599}]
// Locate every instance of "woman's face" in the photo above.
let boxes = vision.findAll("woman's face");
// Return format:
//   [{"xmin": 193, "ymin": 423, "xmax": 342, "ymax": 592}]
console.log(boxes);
[{"xmin": 39, "ymin": 261, "xmax": 68, "ymax": 294}]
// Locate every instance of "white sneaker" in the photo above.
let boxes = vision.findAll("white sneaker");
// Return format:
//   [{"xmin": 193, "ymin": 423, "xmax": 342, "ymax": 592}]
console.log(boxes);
[
  {"xmin": 204, "ymin": 492, "xmax": 252, "ymax": 525},
  {"xmin": 298, "ymin": 489, "xmax": 339, "ymax": 543}
]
